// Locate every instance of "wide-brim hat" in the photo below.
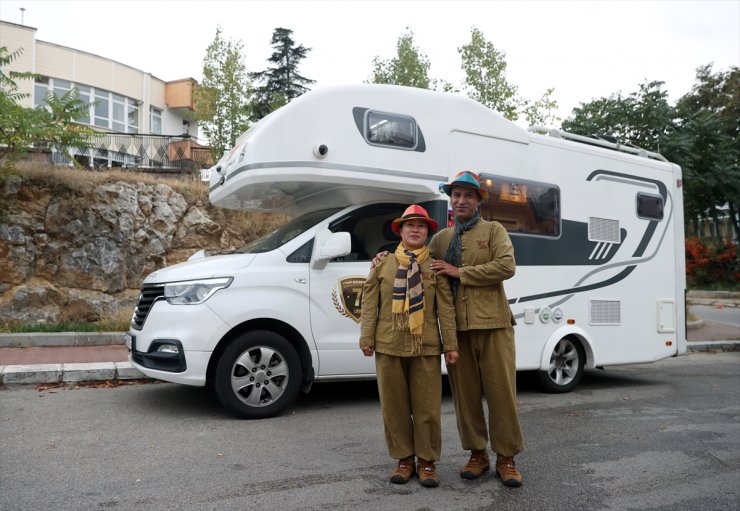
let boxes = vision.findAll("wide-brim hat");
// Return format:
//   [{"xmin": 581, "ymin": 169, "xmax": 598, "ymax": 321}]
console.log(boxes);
[
  {"xmin": 439, "ymin": 170, "xmax": 489, "ymax": 200},
  {"xmin": 391, "ymin": 204, "xmax": 439, "ymax": 235}
]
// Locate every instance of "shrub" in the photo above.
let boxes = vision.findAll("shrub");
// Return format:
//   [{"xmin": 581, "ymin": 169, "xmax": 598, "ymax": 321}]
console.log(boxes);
[{"xmin": 686, "ymin": 237, "xmax": 739, "ymax": 289}]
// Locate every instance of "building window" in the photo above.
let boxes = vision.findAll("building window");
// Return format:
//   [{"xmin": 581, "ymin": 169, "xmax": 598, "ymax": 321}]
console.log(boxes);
[
  {"xmin": 128, "ymin": 102, "xmax": 139, "ymax": 133},
  {"xmin": 150, "ymin": 108, "xmax": 162, "ymax": 134},
  {"xmin": 34, "ymin": 76, "xmax": 141, "ymax": 133},
  {"xmin": 479, "ymin": 173, "xmax": 561, "ymax": 237},
  {"xmin": 34, "ymin": 76, "xmax": 49, "ymax": 107}
]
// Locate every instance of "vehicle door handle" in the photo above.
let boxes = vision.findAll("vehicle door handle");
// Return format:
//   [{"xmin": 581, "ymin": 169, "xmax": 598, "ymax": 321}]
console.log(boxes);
[{"xmin": 295, "ymin": 278, "xmax": 307, "ymax": 284}]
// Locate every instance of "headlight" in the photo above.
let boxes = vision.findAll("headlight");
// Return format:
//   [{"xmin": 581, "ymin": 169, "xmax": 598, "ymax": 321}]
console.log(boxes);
[{"xmin": 163, "ymin": 277, "xmax": 233, "ymax": 305}]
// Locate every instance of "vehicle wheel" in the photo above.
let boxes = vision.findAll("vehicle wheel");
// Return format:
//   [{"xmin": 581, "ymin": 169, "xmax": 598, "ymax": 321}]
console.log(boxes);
[
  {"xmin": 215, "ymin": 330, "xmax": 302, "ymax": 419},
  {"xmin": 538, "ymin": 337, "xmax": 585, "ymax": 393}
]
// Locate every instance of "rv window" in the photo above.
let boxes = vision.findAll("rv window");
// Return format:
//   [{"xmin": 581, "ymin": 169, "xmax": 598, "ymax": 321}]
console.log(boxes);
[
  {"xmin": 478, "ymin": 174, "xmax": 561, "ymax": 237},
  {"xmin": 636, "ymin": 193, "xmax": 664, "ymax": 220},
  {"xmin": 365, "ymin": 111, "xmax": 417, "ymax": 149}
]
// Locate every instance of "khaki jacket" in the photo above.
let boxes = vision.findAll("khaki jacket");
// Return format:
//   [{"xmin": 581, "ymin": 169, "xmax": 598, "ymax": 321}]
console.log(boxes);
[
  {"xmin": 359, "ymin": 254, "xmax": 458, "ymax": 356},
  {"xmin": 428, "ymin": 219, "xmax": 517, "ymax": 331}
]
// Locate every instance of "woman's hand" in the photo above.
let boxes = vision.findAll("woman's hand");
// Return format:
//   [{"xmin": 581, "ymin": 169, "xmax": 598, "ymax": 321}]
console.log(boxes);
[
  {"xmin": 430, "ymin": 259, "xmax": 460, "ymax": 278},
  {"xmin": 444, "ymin": 350, "xmax": 459, "ymax": 365},
  {"xmin": 361, "ymin": 346, "xmax": 375, "ymax": 357}
]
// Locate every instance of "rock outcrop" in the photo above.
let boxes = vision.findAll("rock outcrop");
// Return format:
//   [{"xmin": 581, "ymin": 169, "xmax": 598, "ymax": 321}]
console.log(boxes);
[{"xmin": 0, "ymin": 169, "xmax": 283, "ymax": 325}]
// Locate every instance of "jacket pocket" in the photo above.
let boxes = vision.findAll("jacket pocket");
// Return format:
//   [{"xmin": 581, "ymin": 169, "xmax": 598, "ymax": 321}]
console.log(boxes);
[{"xmin": 469, "ymin": 288, "xmax": 503, "ymax": 322}]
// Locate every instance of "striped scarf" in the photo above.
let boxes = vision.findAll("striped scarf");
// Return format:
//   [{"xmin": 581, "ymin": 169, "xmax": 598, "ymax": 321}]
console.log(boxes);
[
  {"xmin": 444, "ymin": 211, "xmax": 481, "ymax": 301},
  {"xmin": 392, "ymin": 243, "xmax": 430, "ymax": 352}
]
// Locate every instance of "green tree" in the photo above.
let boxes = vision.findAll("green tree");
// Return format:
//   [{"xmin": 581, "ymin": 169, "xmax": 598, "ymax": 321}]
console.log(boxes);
[
  {"xmin": 668, "ymin": 65, "xmax": 739, "ymax": 235},
  {"xmin": 250, "ymin": 27, "xmax": 315, "ymax": 121},
  {"xmin": 458, "ymin": 27, "xmax": 520, "ymax": 120},
  {"xmin": 192, "ymin": 27, "xmax": 252, "ymax": 160},
  {"xmin": 523, "ymin": 87, "xmax": 560, "ymax": 127},
  {"xmin": 0, "ymin": 46, "xmax": 91, "ymax": 173},
  {"xmin": 562, "ymin": 80, "xmax": 676, "ymax": 152},
  {"xmin": 369, "ymin": 29, "xmax": 431, "ymax": 89}
]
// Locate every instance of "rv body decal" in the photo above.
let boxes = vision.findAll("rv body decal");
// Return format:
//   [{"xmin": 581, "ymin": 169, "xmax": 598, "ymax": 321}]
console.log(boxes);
[
  {"xmin": 510, "ymin": 169, "xmax": 674, "ymax": 318},
  {"xmin": 511, "ymin": 221, "xmax": 627, "ymax": 266}
]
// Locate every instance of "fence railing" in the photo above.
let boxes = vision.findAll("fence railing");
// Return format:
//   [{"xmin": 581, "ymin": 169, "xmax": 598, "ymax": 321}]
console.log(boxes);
[{"xmin": 49, "ymin": 133, "xmax": 213, "ymax": 172}]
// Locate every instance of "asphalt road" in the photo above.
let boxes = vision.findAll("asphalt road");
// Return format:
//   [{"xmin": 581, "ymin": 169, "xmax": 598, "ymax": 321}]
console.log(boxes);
[
  {"xmin": 691, "ymin": 304, "xmax": 740, "ymax": 328},
  {"xmin": 1, "ymin": 352, "xmax": 739, "ymax": 511}
]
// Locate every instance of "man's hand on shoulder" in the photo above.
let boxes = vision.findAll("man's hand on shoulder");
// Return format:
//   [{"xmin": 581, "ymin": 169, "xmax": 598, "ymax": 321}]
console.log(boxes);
[{"xmin": 370, "ymin": 251, "xmax": 390, "ymax": 269}]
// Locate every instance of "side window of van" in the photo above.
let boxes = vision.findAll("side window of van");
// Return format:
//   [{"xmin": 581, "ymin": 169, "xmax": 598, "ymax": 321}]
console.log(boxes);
[
  {"xmin": 329, "ymin": 205, "xmax": 403, "ymax": 262},
  {"xmin": 478, "ymin": 173, "xmax": 561, "ymax": 237}
]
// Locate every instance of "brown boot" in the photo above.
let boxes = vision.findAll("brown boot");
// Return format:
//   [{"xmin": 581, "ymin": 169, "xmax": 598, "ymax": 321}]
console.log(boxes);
[
  {"xmin": 416, "ymin": 459, "xmax": 439, "ymax": 488},
  {"xmin": 459, "ymin": 449, "xmax": 490, "ymax": 480},
  {"xmin": 390, "ymin": 456, "xmax": 415, "ymax": 484},
  {"xmin": 495, "ymin": 455, "xmax": 522, "ymax": 487}
]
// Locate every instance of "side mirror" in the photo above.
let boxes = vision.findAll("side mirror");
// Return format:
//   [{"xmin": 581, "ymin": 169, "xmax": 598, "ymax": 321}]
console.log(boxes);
[{"xmin": 311, "ymin": 229, "xmax": 351, "ymax": 269}]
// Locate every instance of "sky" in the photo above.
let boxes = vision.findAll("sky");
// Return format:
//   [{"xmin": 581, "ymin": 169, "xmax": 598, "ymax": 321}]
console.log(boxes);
[{"xmin": 1, "ymin": 0, "xmax": 738, "ymax": 123}]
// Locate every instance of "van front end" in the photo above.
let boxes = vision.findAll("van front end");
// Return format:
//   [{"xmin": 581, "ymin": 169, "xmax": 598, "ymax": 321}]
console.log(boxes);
[{"xmin": 127, "ymin": 276, "xmax": 235, "ymax": 386}]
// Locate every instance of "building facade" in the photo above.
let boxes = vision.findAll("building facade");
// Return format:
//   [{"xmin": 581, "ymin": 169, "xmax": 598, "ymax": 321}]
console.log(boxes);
[{"xmin": 0, "ymin": 20, "xmax": 210, "ymax": 170}]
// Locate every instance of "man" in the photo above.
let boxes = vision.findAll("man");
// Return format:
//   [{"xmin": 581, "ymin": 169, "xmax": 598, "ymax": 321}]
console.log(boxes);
[{"xmin": 429, "ymin": 170, "xmax": 524, "ymax": 487}]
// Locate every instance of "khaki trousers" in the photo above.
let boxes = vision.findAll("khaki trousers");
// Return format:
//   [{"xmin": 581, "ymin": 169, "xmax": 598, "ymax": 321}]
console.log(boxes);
[
  {"xmin": 447, "ymin": 327, "xmax": 524, "ymax": 457},
  {"xmin": 375, "ymin": 352, "xmax": 442, "ymax": 461}
]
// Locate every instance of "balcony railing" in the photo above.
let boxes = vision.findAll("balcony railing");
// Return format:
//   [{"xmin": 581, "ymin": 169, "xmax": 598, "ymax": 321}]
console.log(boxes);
[{"xmin": 50, "ymin": 133, "xmax": 213, "ymax": 172}]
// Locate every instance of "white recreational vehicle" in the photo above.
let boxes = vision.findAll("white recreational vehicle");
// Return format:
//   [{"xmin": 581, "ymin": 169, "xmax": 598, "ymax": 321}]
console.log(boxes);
[{"xmin": 126, "ymin": 84, "xmax": 686, "ymax": 419}]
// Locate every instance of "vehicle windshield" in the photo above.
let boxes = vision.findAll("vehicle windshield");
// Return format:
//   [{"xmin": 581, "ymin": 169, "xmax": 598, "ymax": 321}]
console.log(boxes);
[{"xmin": 233, "ymin": 208, "xmax": 342, "ymax": 254}]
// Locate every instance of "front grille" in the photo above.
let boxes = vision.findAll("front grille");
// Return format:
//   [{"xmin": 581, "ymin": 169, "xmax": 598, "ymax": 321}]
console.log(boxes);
[{"xmin": 131, "ymin": 284, "xmax": 165, "ymax": 330}]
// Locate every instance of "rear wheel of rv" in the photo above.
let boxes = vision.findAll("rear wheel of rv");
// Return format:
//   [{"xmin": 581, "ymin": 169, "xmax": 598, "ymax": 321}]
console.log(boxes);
[
  {"xmin": 538, "ymin": 336, "xmax": 585, "ymax": 393},
  {"xmin": 215, "ymin": 330, "xmax": 302, "ymax": 419}
]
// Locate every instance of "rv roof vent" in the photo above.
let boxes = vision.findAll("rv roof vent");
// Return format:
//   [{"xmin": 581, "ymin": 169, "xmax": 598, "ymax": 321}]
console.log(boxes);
[
  {"xmin": 590, "ymin": 299, "xmax": 621, "ymax": 325},
  {"xmin": 588, "ymin": 217, "xmax": 620, "ymax": 244}
]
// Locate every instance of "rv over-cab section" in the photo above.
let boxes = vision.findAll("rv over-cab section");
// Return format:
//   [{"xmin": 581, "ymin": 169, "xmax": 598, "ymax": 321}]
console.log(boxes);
[
  {"xmin": 209, "ymin": 84, "xmax": 680, "ymax": 219},
  {"xmin": 209, "ymin": 84, "xmax": 530, "ymax": 215}
]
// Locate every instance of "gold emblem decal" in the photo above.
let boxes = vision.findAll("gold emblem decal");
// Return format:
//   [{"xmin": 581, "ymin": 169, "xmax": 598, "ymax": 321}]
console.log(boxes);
[{"xmin": 332, "ymin": 276, "xmax": 366, "ymax": 323}]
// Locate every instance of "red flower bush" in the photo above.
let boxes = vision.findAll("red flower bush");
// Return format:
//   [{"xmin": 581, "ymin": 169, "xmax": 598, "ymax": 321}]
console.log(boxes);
[{"xmin": 685, "ymin": 237, "xmax": 739, "ymax": 288}]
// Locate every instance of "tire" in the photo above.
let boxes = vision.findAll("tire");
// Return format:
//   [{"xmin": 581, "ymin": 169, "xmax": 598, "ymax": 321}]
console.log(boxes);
[
  {"xmin": 214, "ymin": 330, "xmax": 302, "ymax": 419},
  {"xmin": 538, "ymin": 337, "xmax": 585, "ymax": 393}
]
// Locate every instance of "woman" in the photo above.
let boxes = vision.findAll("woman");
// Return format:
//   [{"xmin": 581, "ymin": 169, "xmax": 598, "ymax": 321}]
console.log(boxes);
[{"xmin": 360, "ymin": 204, "xmax": 459, "ymax": 488}]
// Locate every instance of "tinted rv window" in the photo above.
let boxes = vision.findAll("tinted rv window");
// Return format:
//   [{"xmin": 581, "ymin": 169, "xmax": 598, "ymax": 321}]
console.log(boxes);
[
  {"xmin": 637, "ymin": 193, "xmax": 664, "ymax": 220},
  {"xmin": 478, "ymin": 174, "xmax": 561, "ymax": 237},
  {"xmin": 365, "ymin": 111, "xmax": 417, "ymax": 149}
]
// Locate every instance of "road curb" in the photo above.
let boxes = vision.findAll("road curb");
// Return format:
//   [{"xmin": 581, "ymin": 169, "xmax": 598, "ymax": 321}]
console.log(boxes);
[
  {"xmin": 2, "ymin": 342, "xmax": 738, "ymax": 385},
  {"xmin": 0, "ymin": 332, "xmax": 125, "ymax": 348},
  {"xmin": 0, "ymin": 361, "xmax": 151, "ymax": 385}
]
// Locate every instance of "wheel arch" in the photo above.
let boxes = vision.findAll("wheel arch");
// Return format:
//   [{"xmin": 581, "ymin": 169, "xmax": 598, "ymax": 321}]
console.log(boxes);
[
  {"xmin": 538, "ymin": 326, "xmax": 595, "ymax": 371},
  {"xmin": 206, "ymin": 318, "xmax": 314, "ymax": 389}
]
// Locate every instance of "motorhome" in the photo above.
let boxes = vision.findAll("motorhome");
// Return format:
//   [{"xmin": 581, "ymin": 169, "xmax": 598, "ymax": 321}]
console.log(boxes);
[{"xmin": 126, "ymin": 84, "xmax": 686, "ymax": 419}]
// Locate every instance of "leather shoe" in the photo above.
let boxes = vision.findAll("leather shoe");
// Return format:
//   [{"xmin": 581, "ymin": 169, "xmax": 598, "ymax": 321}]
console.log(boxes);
[
  {"xmin": 390, "ymin": 456, "xmax": 415, "ymax": 484},
  {"xmin": 495, "ymin": 455, "xmax": 522, "ymax": 487},
  {"xmin": 417, "ymin": 459, "xmax": 439, "ymax": 488},
  {"xmin": 460, "ymin": 449, "xmax": 490, "ymax": 480}
]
